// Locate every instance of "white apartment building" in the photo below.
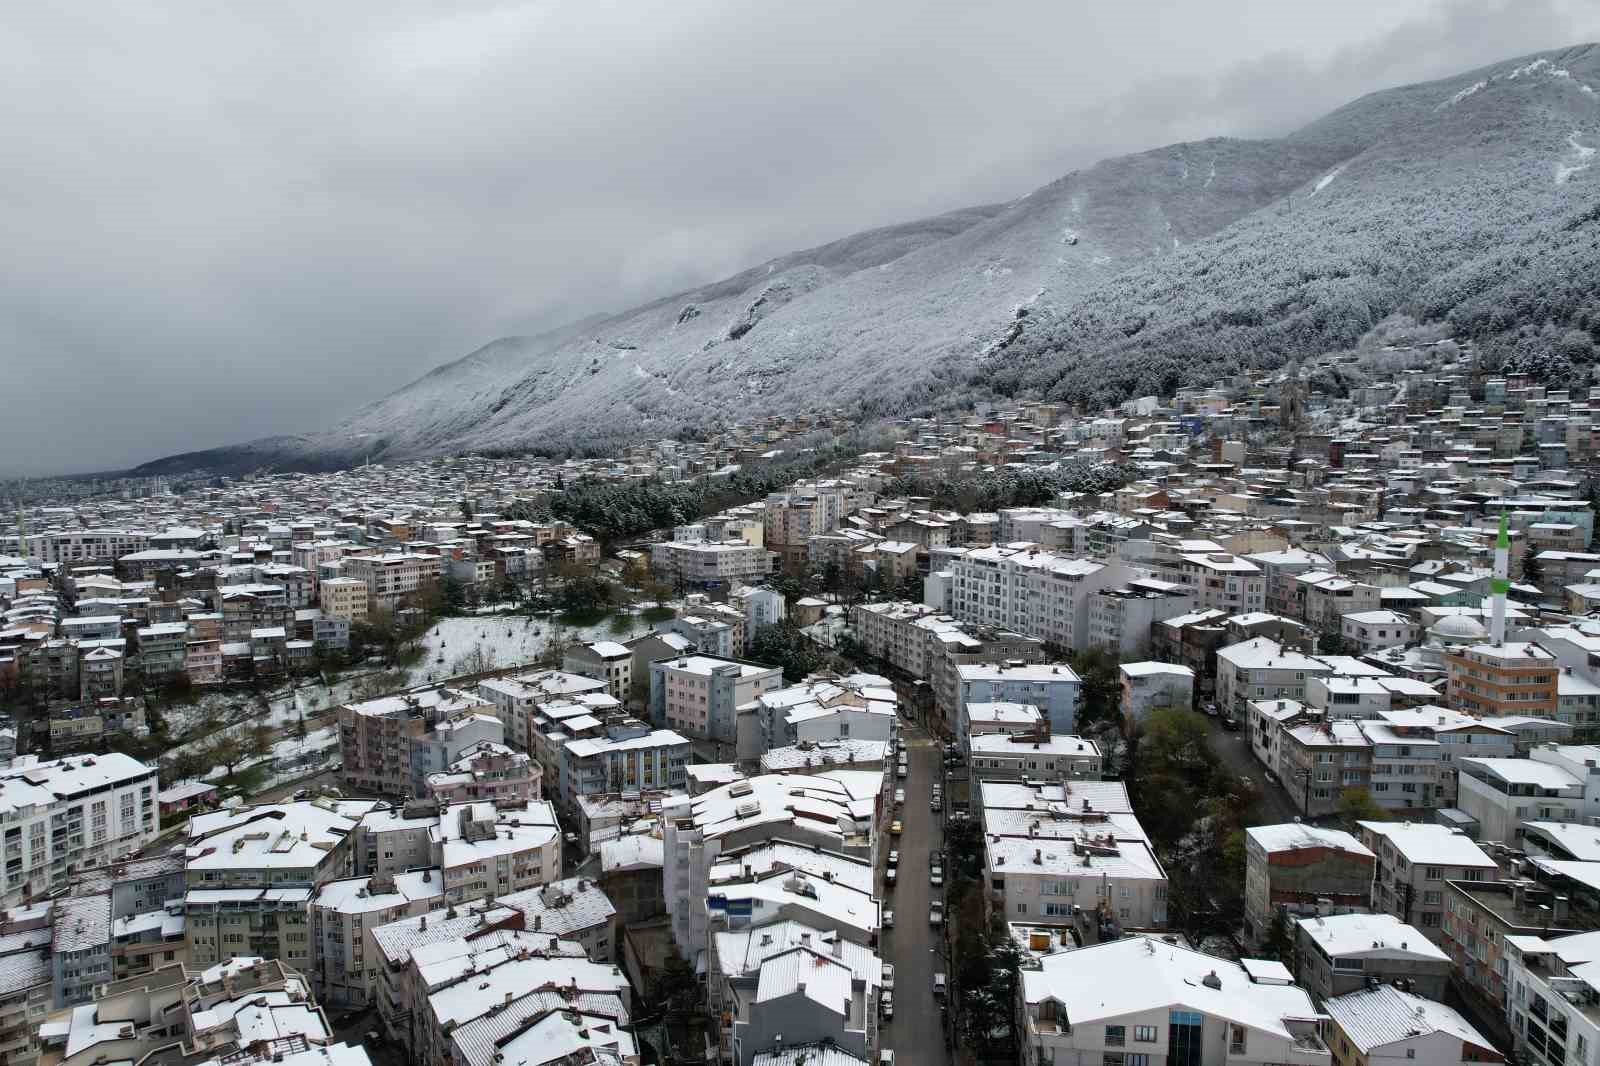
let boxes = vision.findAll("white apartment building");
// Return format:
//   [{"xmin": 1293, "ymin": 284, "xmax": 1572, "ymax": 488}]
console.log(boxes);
[
  {"xmin": 958, "ymin": 661, "xmax": 1081, "ymax": 736},
  {"xmin": 662, "ymin": 772, "xmax": 877, "ymax": 958},
  {"xmin": 340, "ymin": 552, "xmax": 442, "ymax": 611},
  {"xmin": 1340, "ymin": 610, "xmax": 1420, "ymax": 652},
  {"xmin": 943, "ymin": 544, "xmax": 1140, "ymax": 651},
  {"xmin": 560, "ymin": 724, "xmax": 691, "ymax": 807},
  {"xmin": 0, "ymin": 753, "xmax": 160, "ymax": 907},
  {"xmin": 26, "ymin": 528, "xmax": 150, "ymax": 565},
  {"xmin": 1216, "ymin": 638, "xmax": 1331, "ymax": 719},
  {"xmin": 432, "ymin": 800, "xmax": 563, "ymax": 904},
  {"xmin": 1087, "ymin": 578, "xmax": 1197, "ymax": 655},
  {"xmin": 1456, "ymin": 757, "xmax": 1585, "ymax": 846},
  {"xmin": 1160, "ymin": 550, "xmax": 1267, "ymax": 615},
  {"xmin": 650, "ymin": 540, "xmax": 775, "ymax": 586},
  {"xmin": 1120, "ymin": 661, "xmax": 1196, "ymax": 721},
  {"xmin": 1505, "ymin": 929, "xmax": 1600, "ymax": 1066},
  {"xmin": 1020, "ymin": 936, "xmax": 1330, "ymax": 1066}
]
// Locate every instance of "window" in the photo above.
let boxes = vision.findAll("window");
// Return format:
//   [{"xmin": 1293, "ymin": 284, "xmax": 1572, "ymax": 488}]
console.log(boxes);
[
  {"xmin": 1106, "ymin": 1026, "xmax": 1126, "ymax": 1047},
  {"xmin": 1425, "ymin": 866, "xmax": 1443, "ymax": 880},
  {"xmin": 1134, "ymin": 1026, "xmax": 1157, "ymax": 1043},
  {"xmin": 1229, "ymin": 1025, "xmax": 1247, "ymax": 1055}
]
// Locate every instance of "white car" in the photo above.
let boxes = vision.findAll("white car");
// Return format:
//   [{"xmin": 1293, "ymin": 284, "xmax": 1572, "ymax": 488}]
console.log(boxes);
[
  {"xmin": 897, "ymin": 765, "xmax": 907, "ymax": 779},
  {"xmin": 880, "ymin": 990, "xmax": 894, "ymax": 1021},
  {"xmin": 887, "ymin": 850, "xmax": 900, "ymax": 867},
  {"xmin": 882, "ymin": 963, "xmax": 895, "ymax": 990},
  {"xmin": 929, "ymin": 900, "xmax": 944, "ymax": 926},
  {"xmin": 883, "ymin": 909, "xmax": 895, "ymax": 928},
  {"xmin": 880, "ymin": 1051, "xmax": 896, "ymax": 1066}
]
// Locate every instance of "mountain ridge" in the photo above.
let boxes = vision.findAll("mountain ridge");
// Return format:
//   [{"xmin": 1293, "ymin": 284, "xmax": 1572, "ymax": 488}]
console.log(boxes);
[{"xmin": 132, "ymin": 43, "xmax": 1600, "ymax": 476}]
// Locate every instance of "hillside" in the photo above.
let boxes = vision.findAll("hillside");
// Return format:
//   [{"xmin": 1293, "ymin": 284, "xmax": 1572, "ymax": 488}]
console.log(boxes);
[{"xmin": 135, "ymin": 44, "xmax": 1600, "ymax": 476}]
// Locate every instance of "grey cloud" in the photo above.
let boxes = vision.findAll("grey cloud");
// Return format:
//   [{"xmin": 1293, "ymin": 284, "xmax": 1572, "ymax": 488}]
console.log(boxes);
[{"xmin": 1, "ymin": 0, "xmax": 1595, "ymax": 475}]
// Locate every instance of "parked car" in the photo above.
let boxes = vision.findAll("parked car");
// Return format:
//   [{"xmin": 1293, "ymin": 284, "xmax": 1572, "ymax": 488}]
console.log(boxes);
[
  {"xmin": 890, "ymin": 820, "xmax": 903, "ymax": 835},
  {"xmin": 888, "ymin": 850, "xmax": 900, "ymax": 867},
  {"xmin": 930, "ymin": 865, "xmax": 943, "ymax": 888},
  {"xmin": 880, "ymin": 990, "xmax": 894, "ymax": 1021},
  {"xmin": 886, "ymin": 866, "xmax": 897, "ymax": 886},
  {"xmin": 293, "ymin": 788, "xmax": 310, "ymax": 800},
  {"xmin": 880, "ymin": 1052, "xmax": 896, "ymax": 1066},
  {"xmin": 894, "ymin": 788, "xmax": 905, "ymax": 807},
  {"xmin": 882, "ymin": 909, "xmax": 894, "ymax": 928},
  {"xmin": 1221, "ymin": 716, "xmax": 1241, "ymax": 731},
  {"xmin": 933, "ymin": 973, "xmax": 947, "ymax": 998},
  {"xmin": 897, "ymin": 765, "xmax": 908, "ymax": 779},
  {"xmin": 929, "ymin": 900, "xmax": 944, "ymax": 926},
  {"xmin": 882, "ymin": 963, "xmax": 895, "ymax": 990}
]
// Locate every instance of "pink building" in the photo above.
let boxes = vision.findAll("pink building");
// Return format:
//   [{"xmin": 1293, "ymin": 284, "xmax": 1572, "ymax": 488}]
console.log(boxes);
[{"xmin": 424, "ymin": 740, "xmax": 541, "ymax": 804}]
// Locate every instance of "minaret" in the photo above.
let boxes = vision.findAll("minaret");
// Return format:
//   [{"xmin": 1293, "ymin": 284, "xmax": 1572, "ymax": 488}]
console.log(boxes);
[{"xmin": 1490, "ymin": 511, "xmax": 1509, "ymax": 645}]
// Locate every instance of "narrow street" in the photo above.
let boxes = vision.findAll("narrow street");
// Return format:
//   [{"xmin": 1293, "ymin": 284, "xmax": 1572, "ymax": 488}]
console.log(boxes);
[
  {"xmin": 1202, "ymin": 714, "xmax": 1302, "ymax": 825},
  {"xmin": 880, "ymin": 723, "xmax": 953, "ymax": 1066}
]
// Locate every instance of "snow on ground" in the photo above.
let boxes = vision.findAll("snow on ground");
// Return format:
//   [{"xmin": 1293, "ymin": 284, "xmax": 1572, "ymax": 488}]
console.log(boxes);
[
  {"xmin": 417, "ymin": 611, "xmax": 654, "ymax": 677},
  {"xmin": 201, "ymin": 725, "xmax": 340, "ymax": 790},
  {"xmin": 1557, "ymin": 131, "xmax": 1596, "ymax": 184},
  {"xmin": 1310, "ymin": 164, "xmax": 1347, "ymax": 195}
]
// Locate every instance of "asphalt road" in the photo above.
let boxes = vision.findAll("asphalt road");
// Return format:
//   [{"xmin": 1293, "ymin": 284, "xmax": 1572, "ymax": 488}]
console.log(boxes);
[
  {"xmin": 1202, "ymin": 714, "xmax": 1302, "ymax": 825},
  {"xmin": 880, "ymin": 723, "xmax": 953, "ymax": 1066}
]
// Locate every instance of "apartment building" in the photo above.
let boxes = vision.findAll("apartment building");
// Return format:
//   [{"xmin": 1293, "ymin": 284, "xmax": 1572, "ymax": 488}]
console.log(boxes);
[
  {"xmin": 1357, "ymin": 821, "xmax": 1498, "ymax": 938},
  {"xmin": 563, "ymin": 639, "xmax": 633, "ymax": 699},
  {"xmin": 1340, "ymin": 610, "xmax": 1420, "ymax": 653},
  {"xmin": 340, "ymin": 552, "xmax": 442, "ymax": 611},
  {"xmin": 497, "ymin": 876, "xmax": 619, "ymax": 963},
  {"xmin": 477, "ymin": 670, "xmax": 609, "ymax": 752},
  {"xmin": 736, "ymin": 674, "xmax": 897, "ymax": 759},
  {"xmin": 1443, "ymin": 878, "xmax": 1586, "ymax": 1008},
  {"xmin": 1020, "ymin": 936, "xmax": 1330, "ymax": 1066},
  {"xmin": 319, "ymin": 575, "xmax": 369, "ymax": 622},
  {"xmin": 1216, "ymin": 637, "xmax": 1330, "ymax": 719},
  {"xmin": 0, "ymin": 903, "xmax": 50, "ymax": 1066},
  {"xmin": 1086, "ymin": 577, "xmax": 1197, "ymax": 655},
  {"xmin": 559, "ymin": 722, "xmax": 691, "ymax": 808},
  {"xmin": 1322, "ymin": 985, "xmax": 1499, "ymax": 1066},
  {"xmin": 1504, "ymin": 929, "xmax": 1600, "ymax": 1066},
  {"xmin": 662, "ymin": 772, "xmax": 876, "ymax": 959},
  {"xmin": 308, "ymin": 867, "xmax": 442, "ymax": 1006},
  {"xmin": 1457, "ymin": 757, "xmax": 1585, "ymax": 845},
  {"xmin": 1160, "ymin": 549, "xmax": 1268, "ymax": 615},
  {"xmin": 649, "ymin": 654, "xmax": 784, "ymax": 744},
  {"xmin": 1293, "ymin": 912, "xmax": 1448, "ymax": 1004},
  {"xmin": 182, "ymin": 800, "xmax": 361, "ymax": 970},
  {"xmin": 1120, "ymin": 661, "xmax": 1196, "ymax": 721},
  {"xmin": 1447, "ymin": 641, "xmax": 1560, "ymax": 720},
  {"xmin": 427, "ymin": 799, "xmax": 563, "ymax": 904},
  {"xmin": 650, "ymin": 540, "xmax": 775, "ymax": 587},
  {"xmin": 968, "ymin": 732, "xmax": 1102, "ymax": 782},
  {"xmin": 957, "ymin": 660, "xmax": 1081, "ymax": 736},
  {"xmin": 944, "ymin": 544, "xmax": 1141, "ymax": 651},
  {"xmin": 423, "ymin": 740, "xmax": 541, "ymax": 804},
  {"xmin": 1243, "ymin": 823, "xmax": 1374, "ymax": 943},
  {"xmin": 336, "ymin": 686, "xmax": 501, "ymax": 798},
  {"xmin": 0, "ymin": 752, "xmax": 160, "ymax": 908}
]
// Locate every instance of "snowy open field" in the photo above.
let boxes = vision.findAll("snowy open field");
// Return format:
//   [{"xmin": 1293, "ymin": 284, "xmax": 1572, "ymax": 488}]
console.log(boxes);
[{"xmin": 415, "ymin": 610, "xmax": 654, "ymax": 679}]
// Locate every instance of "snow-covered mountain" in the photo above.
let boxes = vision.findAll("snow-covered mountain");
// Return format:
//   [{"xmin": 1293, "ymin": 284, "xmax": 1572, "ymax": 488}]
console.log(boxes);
[{"xmin": 136, "ymin": 44, "xmax": 1600, "ymax": 475}]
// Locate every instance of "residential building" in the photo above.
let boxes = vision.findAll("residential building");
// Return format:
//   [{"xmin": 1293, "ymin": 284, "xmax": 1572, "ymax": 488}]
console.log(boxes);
[
  {"xmin": 308, "ymin": 867, "xmax": 442, "ymax": 1006},
  {"xmin": 1019, "ymin": 936, "xmax": 1330, "ymax": 1066},
  {"xmin": 1447, "ymin": 642, "xmax": 1560, "ymax": 720},
  {"xmin": 563, "ymin": 640, "xmax": 633, "ymax": 699},
  {"xmin": 497, "ymin": 876, "xmax": 618, "ymax": 962},
  {"xmin": 649, "ymin": 655, "xmax": 784, "ymax": 745},
  {"xmin": 1357, "ymin": 821, "xmax": 1498, "ymax": 938},
  {"xmin": 942, "ymin": 545, "xmax": 1138, "ymax": 651},
  {"xmin": 559, "ymin": 721, "xmax": 692, "ymax": 809},
  {"xmin": 319, "ymin": 576, "xmax": 369, "ymax": 623},
  {"xmin": 1243, "ymin": 824, "xmax": 1375, "ymax": 944},
  {"xmin": 1322, "ymin": 985, "xmax": 1500, "ymax": 1066},
  {"xmin": 1292, "ymin": 913, "xmax": 1449, "ymax": 1004},
  {"xmin": 1086, "ymin": 578, "xmax": 1197, "ymax": 656},
  {"xmin": 968, "ymin": 732, "xmax": 1102, "ymax": 782},
  {"xmin": 1457, "ymin": 757, "xmax": 1584, "ymax": 846},
  {"xmin": 957, "ymin": 661, "xmax": 1081, "ymax": 736},
  {"xmin": 423, "ymin": 740, "xmax": 540, "ymax": 804},
  {"xmin": 0, "ymin": 752, "xmax": 160, "ymax": 908},
  {"xmin": 650, "ymin": 540, "xmax": 775, "ymax": 587},
  {"xmin": 1120, "ymin": 661, "xmax": 1196, "ymax": 721},
  {"xmin": 1442, "ymin": 877, "xmax": 1586, "ymax": 1009}
]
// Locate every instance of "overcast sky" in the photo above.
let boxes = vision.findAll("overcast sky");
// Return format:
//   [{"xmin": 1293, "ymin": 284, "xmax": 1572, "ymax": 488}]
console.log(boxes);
[{"xmin": 4, "ymin": 0, "xmax": 1597, "ymax": 477}]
